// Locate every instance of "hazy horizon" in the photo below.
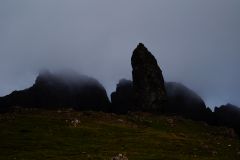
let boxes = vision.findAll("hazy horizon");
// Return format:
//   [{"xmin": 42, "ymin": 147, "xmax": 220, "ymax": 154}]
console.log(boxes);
[{"xmin": 0, "ymin": 0, "xmax": 240, "ymax": 108}]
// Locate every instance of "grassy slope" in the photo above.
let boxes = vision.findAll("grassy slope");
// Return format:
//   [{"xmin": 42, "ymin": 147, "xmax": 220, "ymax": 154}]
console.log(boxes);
[{"xmin": 0, "ymin": 109, "xmax": 239, "ymax": 160}]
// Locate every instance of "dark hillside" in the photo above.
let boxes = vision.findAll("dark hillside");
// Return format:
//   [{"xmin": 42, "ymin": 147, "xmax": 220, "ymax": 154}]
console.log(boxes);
[
  {"xmin": 214, "ymin": 104, "xmax": 240, "ymax": 135},
  {"xmin": 0, "ymin": 70, "xmax": 110, "ymax": 111},
  {"xmin": 0, "ymin": 109, "xmax": 239, "ymax": 160}
]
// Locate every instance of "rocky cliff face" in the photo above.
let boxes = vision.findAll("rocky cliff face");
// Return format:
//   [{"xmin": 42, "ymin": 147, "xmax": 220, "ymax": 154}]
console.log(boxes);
[
  {"xmin": 131, "ymin": 43, "xmax": 167, "ymax": 112},
  {"xmin": 0, "ymin": 70, "xmax": 110, "ymax": 111},
  {"xmin": 111, "ymin": 79, "xmax": 134, "ymax": 113}
]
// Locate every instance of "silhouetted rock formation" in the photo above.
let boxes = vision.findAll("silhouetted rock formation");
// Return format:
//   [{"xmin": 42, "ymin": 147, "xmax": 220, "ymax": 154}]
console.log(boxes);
[
  {"xmin": 0, "ymin": 43, "xmax": 239, "ymax": 137},
  {"xmin": 111, "ymin": 79, "xmax": 134, "ymax": 113},
  {"xmin": 110, "ymin": 43, "xmax": 239, "ymax": 135},
  {"xmin": 131, "ymin": 43, "xmax": 167, "ymax": 112},
  {"xmin": 214, "ymin": 104, "xmax": 240, "ymax": 135},
  {"xmin": 0, "ymin": 70, "xmax": 110, "ymax": 111}
]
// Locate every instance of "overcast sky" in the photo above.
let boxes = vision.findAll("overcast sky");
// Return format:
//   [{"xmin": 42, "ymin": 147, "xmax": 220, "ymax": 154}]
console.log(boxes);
[{"xmin": 0, "ymin": 0, "xmax": 240, "ymax": 108}]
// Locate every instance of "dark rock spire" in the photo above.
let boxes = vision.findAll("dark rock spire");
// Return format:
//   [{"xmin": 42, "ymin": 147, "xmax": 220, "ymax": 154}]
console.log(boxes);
[{"xmin": 131, "ymin": 43, "xmax": 167, "ymax": 112}]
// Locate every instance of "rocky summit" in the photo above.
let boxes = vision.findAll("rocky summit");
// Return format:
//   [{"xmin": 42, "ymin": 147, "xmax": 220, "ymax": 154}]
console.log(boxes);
[{"xmin": 131, "ymin": 43, "xmax": 167, "ymax": 112}]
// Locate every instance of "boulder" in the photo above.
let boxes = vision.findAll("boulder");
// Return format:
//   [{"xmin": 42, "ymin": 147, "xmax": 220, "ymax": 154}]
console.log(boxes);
[{"xmin": 111, "ymin": 154, "xmax": 128, "ymax": 160}]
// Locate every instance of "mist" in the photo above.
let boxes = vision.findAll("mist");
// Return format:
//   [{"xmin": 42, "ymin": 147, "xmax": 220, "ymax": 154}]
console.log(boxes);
[{"xmin": 0, "ymin": 0, "xmax": 240, "ymax": 108}]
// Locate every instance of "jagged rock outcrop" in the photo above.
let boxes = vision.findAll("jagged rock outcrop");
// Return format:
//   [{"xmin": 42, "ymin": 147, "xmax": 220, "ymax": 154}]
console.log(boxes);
[
  {"xmin": 131, "ymin": 43, "xmax": 167, "ymax": 112},
  {"xmin": 111, "ymin": 79, "xmax": 134, "ymax": 113},
  {"xmin": 214, "ymin": 104, "xmax": 240, "ymax": 135},
  {"xmin": 0, "ymin": 70, "xmax": 110, "ymax": 111}
]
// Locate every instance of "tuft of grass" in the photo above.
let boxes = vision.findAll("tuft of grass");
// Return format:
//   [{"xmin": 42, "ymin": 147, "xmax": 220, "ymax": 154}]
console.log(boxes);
[{"xmin": 0, "ymin": 109, "xmax": 239, "ymax": 160}]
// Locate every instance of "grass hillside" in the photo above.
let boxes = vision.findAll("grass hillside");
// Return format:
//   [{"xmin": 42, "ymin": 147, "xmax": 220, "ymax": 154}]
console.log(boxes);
[{"xmin": 0, "ymin": 109, "xmax": 239, "ymax": 160}]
